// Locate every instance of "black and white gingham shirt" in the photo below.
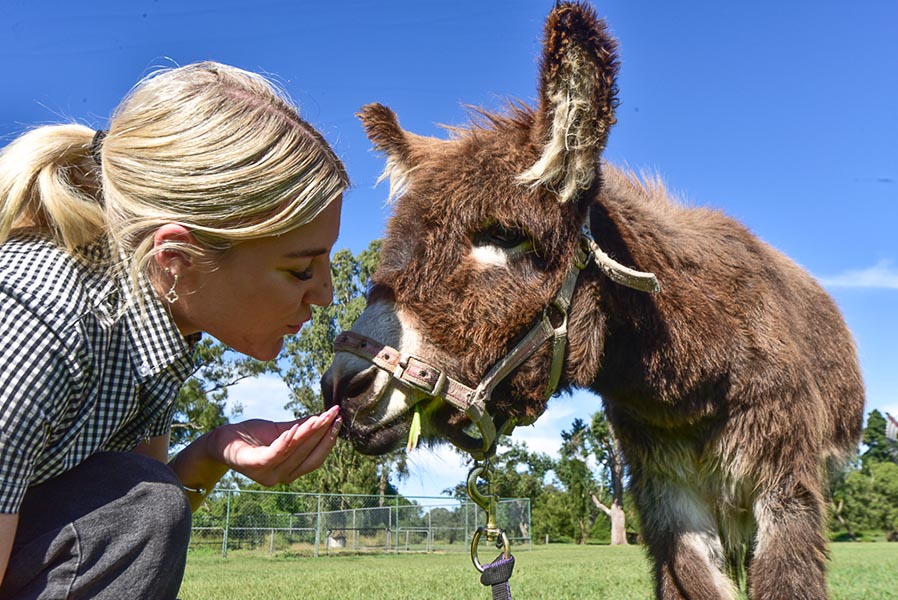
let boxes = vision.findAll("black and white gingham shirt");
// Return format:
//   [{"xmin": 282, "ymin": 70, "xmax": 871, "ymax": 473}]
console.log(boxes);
[{"xmin": 0, "ymin": 234, "xmax": 197, "ymax": 513}]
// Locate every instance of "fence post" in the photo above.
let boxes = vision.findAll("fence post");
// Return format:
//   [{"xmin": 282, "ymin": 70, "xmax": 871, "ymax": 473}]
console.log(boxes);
[
  {"xmin": 527, "ymin": 498, "xmax": 533, "ymax": 550},
  {"xmin": 464, "ymin": 499, "xmax": 469, "ymax": 549},
  {"xmin": 221, "ymin": 490, "xmax": 231, "ymax": 558},
  {"xmin": 352, "ymin": 507, "xmax": 358, "ymax": 551},
  {"xmin": 427, "ymin": 507, "xmax": 433, "ymax": 553},
  {"xmin": 314, "ymin": 493, "xmax": 322, "ymax": 558},
  {"xmin": 386, "ymin": 498, "xmax": 391, "ymax": 552}
]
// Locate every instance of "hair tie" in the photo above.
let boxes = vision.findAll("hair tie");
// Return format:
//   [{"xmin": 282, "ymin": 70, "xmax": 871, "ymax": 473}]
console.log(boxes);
[{"xmin": 90, "ymin": 130, "xmax": 107, "ymax": 165}]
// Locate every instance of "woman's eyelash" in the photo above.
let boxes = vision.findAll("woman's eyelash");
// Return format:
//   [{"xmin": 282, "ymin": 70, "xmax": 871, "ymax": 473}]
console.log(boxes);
[{"xmin": 290, "ymin": 268, "xmax": 314, "ymax": 281}]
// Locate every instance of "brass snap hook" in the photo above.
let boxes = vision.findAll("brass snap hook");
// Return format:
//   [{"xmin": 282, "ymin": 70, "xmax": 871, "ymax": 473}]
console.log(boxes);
[
  {"xmin": 466, "ymin": 464, "xmax": 490, "ymax": 514},
  {"xmin": 470, "ymin": 527, "xmax": 511, "ymax": 572}
]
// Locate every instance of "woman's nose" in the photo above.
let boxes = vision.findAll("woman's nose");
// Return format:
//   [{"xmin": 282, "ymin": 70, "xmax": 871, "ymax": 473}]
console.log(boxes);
[{"xmin": 305, "ymin": 261, "xmax": 334, "ymax": 307}]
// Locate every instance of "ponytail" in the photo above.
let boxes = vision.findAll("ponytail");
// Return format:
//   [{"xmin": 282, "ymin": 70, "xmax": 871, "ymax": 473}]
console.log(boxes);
[{"xmin": 0, "ymin": 124, "xmax": 107, "ymax": 251}]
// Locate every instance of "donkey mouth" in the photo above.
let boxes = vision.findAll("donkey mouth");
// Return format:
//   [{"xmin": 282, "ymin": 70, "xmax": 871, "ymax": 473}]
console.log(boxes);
[
  {"xmin": 323, "ymin": 365, "xmax": 499, "ymax": 456},
  {"xmin": 323, "ymin": 365, "xmax": 415, "ymax": 454},
  {"xmin": 342, "ymin": 415, "xmax": 410, "ymax": 455},
  {"xmin": 347, "ymin": 404, "xmax": 486, "ymax": 456}
]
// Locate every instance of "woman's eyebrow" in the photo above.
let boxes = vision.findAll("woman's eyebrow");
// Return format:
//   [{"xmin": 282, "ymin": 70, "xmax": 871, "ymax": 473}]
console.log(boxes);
[{"xmin": 283, "ymin": 248, "xmax": 327, "ymax": 258}]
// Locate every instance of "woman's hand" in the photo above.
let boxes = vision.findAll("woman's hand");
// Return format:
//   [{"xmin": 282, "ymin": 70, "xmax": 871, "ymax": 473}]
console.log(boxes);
[
  {"xmin": 169, "ymin": 406, "xmax": 342, "ymax": 511},
  {"xmin": 213, "ymin": 406, "xmax": 342, "ymax": 486}
]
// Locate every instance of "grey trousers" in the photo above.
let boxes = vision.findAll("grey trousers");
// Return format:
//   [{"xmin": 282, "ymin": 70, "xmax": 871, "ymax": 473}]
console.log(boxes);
[{"xmin": 0, "ymin": 452, "xmax": 192, "ymax": 600}]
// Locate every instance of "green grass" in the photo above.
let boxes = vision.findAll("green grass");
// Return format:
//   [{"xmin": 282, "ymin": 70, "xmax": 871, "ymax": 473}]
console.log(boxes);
[{"xmin": 179, "ymin": 543, "xmax": 898, "ymax": 600}]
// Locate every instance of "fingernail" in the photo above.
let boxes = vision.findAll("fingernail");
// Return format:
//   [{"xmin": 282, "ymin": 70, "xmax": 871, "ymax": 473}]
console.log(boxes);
[{"xmin": 330, "ymin": 417, "xmax": 343, "ymax": 434}]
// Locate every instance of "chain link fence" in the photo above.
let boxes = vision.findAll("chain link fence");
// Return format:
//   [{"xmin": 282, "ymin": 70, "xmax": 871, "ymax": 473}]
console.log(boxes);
[{"xmin": 191, "ymin": 489, "xmax": 531, "ymax": 557}]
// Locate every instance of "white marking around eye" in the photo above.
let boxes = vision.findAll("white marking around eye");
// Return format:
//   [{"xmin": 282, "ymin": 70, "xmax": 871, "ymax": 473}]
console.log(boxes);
[{"xmin": 470, "ymin": 245, "xmax": 510, "ymax": 267}]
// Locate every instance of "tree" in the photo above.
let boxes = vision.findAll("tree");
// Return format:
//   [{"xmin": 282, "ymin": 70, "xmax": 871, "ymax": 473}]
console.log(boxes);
[
  {"xmin": 587, "ymin": 410, "xmax": 629, "ymax": 545},
  {"xmin": 556, "ymin": 418, "xmax": 599, "ymax": 544},
  {"xmin": 552, "ymin": 413, "xmax": 632, "ymax": 545},
  {"xmin": 172, "ymin": 337, "xmax": 275, "ymax": 447},
  {"xmin": 860, "ymin": 410, "xmax": 894, "ymax": 466},
  {"xmin": 485, "ymin": 441, "xmax": 554, "ymax": 502},
  {"xmin": 829, "ymin": 410, "xmax": 898, "ymax": 538},
  {"xmin": 835, "ymin": 462, "xmax": 898, "ymax": 534},
  {"xmin": 277, "ymin": 240, "xmax": 409, "ymax": 499},
  {"xmin": 532, "ymin": 484, "xmax": 576, "ymax": 543}
]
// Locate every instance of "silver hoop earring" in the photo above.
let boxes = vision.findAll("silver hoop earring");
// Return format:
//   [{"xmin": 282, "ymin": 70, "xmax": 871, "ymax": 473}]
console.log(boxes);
[{"xmin": 165, "ymin": 269, "xmax": 180, "ymax": 304}]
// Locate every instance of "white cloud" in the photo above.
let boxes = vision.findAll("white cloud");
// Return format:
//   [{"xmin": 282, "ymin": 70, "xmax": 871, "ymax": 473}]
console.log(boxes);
[
  {"xmin": 226, "ymin": 374, "xmax": 296, "ymax": 423},
  {"xmin": 513, "ymin": 390, "xmax": 602, "ymax": 457},
  {"xmin": 818, "ymin": 260, "xmax": 898, "ymax": 289},
  {"xmin": 403, "ymin": 445, "xmax": 469, "ymax": 498}
]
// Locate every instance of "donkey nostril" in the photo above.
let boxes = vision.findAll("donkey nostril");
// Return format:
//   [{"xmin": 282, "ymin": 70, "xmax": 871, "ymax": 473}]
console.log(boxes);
[{"xmin": 345, "ymin": 368, "xmax": 377, "ymax": 400}]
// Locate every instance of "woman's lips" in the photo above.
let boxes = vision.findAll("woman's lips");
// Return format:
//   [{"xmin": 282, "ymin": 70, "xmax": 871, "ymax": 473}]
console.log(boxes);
[{"xmin": 286, "ymin": 316, "xmax": 309, "ymax": 335}]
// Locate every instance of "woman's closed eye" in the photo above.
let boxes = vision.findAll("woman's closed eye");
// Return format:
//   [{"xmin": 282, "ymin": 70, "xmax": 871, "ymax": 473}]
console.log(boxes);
[{"xmin": 289, "ymin": 267, "xmax": 314, "ymax": 281}]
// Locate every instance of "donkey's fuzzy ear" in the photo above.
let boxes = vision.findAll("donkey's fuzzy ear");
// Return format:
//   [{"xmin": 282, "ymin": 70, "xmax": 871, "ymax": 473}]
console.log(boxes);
[
  {"xmin": 358, "ymin": 103, "xmax": 418, "ymax": 202},
  {"xmin": 518, "ymin": 2, "xmax": 620, "ymax": 203},
  {"xmin": 358, "ymin": 103, "xmax": 412, "ymax": 164}
]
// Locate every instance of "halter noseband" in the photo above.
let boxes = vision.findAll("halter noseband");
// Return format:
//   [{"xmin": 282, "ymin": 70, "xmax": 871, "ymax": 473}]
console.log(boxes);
[{"xmin": 334, "ymin": 226, "xmax": 659, "ymax": 460}]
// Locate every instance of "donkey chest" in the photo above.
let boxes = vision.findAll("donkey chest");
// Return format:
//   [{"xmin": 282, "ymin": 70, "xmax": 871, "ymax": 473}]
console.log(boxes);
[{"xmin": 638, "ymin": 436, "xmax": 757, "ymax": 534}]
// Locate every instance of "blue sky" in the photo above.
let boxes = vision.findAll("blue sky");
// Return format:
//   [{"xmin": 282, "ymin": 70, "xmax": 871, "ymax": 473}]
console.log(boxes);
[{"xmin": 3, "ymin": 1, "xmax": 896, "ymax": 497}]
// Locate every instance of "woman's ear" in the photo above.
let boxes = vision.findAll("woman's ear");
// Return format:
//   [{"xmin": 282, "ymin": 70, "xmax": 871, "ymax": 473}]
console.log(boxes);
[{"xmin": 152, "ymin": 223, "xmax": 197, "ymax": 272}]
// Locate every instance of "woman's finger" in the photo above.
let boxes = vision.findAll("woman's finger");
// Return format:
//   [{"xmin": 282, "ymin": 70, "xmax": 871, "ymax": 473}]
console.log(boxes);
[
  {"xmin": 229, "ymin": 422, "xmax": 299, "ymax": 471},
  {"xmin": 286, "ymin": 416, "xmax": 342, "ymax": 481},
  {"xmin": 266, "ymin": 407, "xmax": 340, "ymax": 475},
  {"xmin": 268, "ymin": 422, "xmax": 301, "ymax": 456}
]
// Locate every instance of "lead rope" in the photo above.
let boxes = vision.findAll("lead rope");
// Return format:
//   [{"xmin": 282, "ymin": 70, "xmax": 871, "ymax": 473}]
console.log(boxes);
[
  {"xmin": 480, "ymin": 552, "xmax": 515, "ymax": 600},
  {"xmin": 468, "ymin": 462, "xmax": 515, "ymax": 599}
]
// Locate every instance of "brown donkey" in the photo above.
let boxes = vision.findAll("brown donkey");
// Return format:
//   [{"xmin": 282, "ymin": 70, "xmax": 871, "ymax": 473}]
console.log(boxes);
[{"xmin": 322, "ymin": 3, "xmax": 864, "ymax": 598}]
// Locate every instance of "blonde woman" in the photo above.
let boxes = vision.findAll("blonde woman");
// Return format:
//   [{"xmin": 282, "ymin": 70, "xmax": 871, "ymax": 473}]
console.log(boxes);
[{"xmin": 0, "ymin": 62, "xmax": 347, "ymax": 598}]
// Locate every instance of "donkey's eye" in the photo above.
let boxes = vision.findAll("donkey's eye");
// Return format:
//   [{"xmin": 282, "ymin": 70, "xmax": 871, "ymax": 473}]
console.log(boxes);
[{"xmin": 474, "ymin": 224, "xmax": 528, "ymax": 250}]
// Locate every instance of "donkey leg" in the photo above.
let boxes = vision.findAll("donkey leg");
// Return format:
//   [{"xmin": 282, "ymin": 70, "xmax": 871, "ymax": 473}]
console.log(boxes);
[
  {"xmin": 641, "ymin": 485, "xmax": 737, "ymax": 600},
  {"xmin": 748, "ymin": 476, "xmax": 829, "ymax": 600}
]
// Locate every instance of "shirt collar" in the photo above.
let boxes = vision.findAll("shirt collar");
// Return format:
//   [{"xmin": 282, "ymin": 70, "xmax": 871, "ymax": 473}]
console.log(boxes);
[{"xmin": 114, "ymin": 250, "xmax": 198, "ymax": 382}]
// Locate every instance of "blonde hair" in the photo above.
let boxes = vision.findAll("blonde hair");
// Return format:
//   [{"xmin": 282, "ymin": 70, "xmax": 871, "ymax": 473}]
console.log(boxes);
[{"xmin": 0, "ymin": 61, "xmax": 348, "ymax": 287}]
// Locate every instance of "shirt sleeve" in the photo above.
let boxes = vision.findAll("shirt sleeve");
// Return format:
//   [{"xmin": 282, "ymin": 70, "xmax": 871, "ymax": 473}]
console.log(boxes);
[
  {"xmin": 0, "ymin": 291, "xmax": 78, "ymax": 514},
  {"xmin": 145, "ymin": 382, "xmax": 179, "ymax": 439}
]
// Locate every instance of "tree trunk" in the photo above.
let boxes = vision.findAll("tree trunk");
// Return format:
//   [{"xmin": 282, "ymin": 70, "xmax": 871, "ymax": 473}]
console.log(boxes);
[
  {"xmin": 591, "ymin": 494, "xmax": 629, "ymax": 545},
  {"xmin": 607, "ymin": 426, "xmax": 628, "ymax": 545},
  {"xmin": 378, "ymin": 466, "xmax": 387, "ymax": 507},
  {"xmin": 608, "ymin": 498, "xmax": 628, "ymax": 545},
  {"xmin": 831, "ymin": 499, "xmax": 858, "ymax": 541}
]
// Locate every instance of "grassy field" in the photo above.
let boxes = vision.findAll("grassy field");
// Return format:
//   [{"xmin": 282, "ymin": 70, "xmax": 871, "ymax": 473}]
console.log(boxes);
[{"xmin": 179, "ymin": 543, "xmax": 897, "ymax": 599}]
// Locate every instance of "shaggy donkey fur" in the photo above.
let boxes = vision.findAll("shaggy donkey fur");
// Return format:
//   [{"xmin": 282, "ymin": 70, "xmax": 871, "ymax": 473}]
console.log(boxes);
[{"xmin": 323, "ymin": 3, "xmax": 864, "ymax": 599}]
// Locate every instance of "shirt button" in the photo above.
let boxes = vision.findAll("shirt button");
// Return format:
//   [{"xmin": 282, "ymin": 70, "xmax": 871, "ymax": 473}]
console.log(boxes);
[{"xmin": 138, "ymin": 364, "xmax": 150, "ymax": 376}]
